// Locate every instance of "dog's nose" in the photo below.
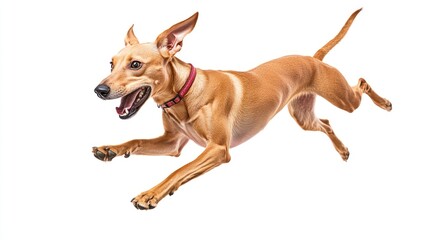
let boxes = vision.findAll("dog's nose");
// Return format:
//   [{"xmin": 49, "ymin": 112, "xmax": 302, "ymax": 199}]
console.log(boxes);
[{"xmin": 94, "ymin": 84, "xmax": 110, "ymax": 99}]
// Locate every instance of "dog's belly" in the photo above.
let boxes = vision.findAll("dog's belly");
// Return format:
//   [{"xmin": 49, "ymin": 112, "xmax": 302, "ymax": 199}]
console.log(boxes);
[
  {"xmin": 229, "ymin": 100, "xmax": 286, "ymax": 148},
  {"xmin": 231, "ymin": 131, "xmax": 255, "ymax": 148},
  {"xmin": 230, "ymin": 114, "xmax": 276, "ymax": 148}
]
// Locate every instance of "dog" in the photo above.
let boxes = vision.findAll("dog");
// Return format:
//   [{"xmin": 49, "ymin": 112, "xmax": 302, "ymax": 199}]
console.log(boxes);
[{"xmin": 93, "ymin": 8, "xmax": 392, "ymax": 210}]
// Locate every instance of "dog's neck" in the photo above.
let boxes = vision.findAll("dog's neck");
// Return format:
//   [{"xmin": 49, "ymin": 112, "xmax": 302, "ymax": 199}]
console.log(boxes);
[
  {"xmin": 152, "ymin": 58, "xmax": 191, "ymax": 101},
  {"xmin": 158, "ymin": 63, "xmax": 196, "ymax": 109},
  {"xmin": 153, "ymin": 57, "xmax": 196, "ymax": 107}
]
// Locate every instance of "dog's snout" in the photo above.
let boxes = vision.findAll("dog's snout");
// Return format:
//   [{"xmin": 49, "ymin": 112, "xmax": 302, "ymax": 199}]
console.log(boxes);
[{"xmin": 94, "ymin": 84, "xmax": 110, "ymax": 99}]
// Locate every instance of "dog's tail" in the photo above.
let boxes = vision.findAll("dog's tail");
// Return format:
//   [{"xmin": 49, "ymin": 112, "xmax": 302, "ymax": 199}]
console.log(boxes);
[{"xmin": 313, "ymin": 8, "xmax": 362, "ymax": 61}]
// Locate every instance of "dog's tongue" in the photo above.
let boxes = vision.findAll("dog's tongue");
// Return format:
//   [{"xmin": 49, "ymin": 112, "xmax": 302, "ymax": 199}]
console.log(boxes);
[{"xmin": 116, "ymin": 90, "xmax": 140, "ymax": 115}]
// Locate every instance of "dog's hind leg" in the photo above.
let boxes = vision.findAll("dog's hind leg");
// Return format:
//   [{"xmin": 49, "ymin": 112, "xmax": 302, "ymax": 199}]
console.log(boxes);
[
  {"xmin": 313, "ymin": 66, "xmax": 392, "ymax": 113},
  {"xmin": 288, "ymin": 93, "xmax": 350, "ymax": 160},
  {"xmin": 354, "ymin": 78, "xmax": 392, "ymax": 111}
]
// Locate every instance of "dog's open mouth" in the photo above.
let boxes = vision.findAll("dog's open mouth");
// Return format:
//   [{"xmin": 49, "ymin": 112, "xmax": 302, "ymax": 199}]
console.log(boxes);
[{"xmin": 116, "ymin": 86, "xmax": 151, "ymax": 119}]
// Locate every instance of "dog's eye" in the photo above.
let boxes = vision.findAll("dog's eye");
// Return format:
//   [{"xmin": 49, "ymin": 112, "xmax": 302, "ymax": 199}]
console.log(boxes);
[
  {"xmin": 110, "ymin": 61, "xmax": 114, "ymax": 71},
  {"xmin": 130, "ymin": 61, "xmax": 142, "ymax": 70}
]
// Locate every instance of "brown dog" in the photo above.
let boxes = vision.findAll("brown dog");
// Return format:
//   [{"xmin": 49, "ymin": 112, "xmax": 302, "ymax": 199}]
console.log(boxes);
[{"xmin": 93, "ymin": 8, "xmax": 392, "ymax": 210}]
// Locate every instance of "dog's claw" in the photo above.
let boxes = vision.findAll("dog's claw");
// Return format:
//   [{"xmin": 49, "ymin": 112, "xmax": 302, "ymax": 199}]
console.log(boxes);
[
  {"xmin": 93, "ymin": 152, "xmax": 104, "ymax": 160},
  {"xmin": 136, "ymin": 204, "xmax": 146, "ymax": 210},
  {"xmin": 107, "ymin": 149, "xmax": 117, "ymax": 161},
  {"xmin": 92, "ymin": 147, "xmax": 106, "ymax": 161},
  {"xmin": 94, "ymin": 152, "xmax": 104, "ymax": 160},
  {"xmin": 133, "ymin": 201, "xmax": 153, "ymax": 210}
]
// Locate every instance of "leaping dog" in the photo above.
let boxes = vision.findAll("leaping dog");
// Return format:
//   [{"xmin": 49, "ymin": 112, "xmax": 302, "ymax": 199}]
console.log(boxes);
[{"xmin": 93, "ymin": 8, "xmax": 392, "ymax": 210}]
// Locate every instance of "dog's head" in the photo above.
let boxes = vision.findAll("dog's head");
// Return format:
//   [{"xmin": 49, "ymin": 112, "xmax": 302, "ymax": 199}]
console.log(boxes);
[{"xmin": 94, "ymin": 12, "xmax": 198, "ymax": 119}]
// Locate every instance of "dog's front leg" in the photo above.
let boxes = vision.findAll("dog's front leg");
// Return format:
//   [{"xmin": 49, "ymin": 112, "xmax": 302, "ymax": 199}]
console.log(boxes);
[
  {"xmin": 92, "ymin": 132, "xmax": 188, "ymax": 161},
  {"xmin": 131, "ymin": 142, "xmax": 231, "ymax": 210},
  {"xmin": 93, "ymin": 115, "xmax": 188, "ymax": 161}
]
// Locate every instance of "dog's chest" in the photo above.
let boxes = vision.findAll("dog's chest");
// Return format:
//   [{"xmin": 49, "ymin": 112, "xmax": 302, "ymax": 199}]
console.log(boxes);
[{"xmin": 164, "ymin": 110, "xmax": 207, "ymax": 147}]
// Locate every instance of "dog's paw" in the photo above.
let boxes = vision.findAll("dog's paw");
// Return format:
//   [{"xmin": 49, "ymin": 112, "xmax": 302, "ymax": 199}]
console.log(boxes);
[
  {"xmin": 92, "ymin": 146, "xmax": 117, "ymax": 161},
  {"xmin": 92, "ymin": 146, "xmax": 118, "ymax": 161},
  {"xmin": 340, "ymin": 148, "xmax": 350, "ymax": 161},
  {"xmin": 131, "ymin": 191, "xmax": 160, "ymax": 210},
  {"xmin": 92, "ymin": 145, "xmax": 132, "ymax": 161},
  {"xmin": 381, "ymin": 99, "xmax": 392, "ymax": 112}
]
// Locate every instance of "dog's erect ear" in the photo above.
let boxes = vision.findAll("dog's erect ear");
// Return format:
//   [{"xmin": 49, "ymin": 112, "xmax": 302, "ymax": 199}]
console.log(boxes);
[
  {"xmin": 156, "ymin": 12, "xmax": 199, "ymax": 58},
  {"xmin": 125, "ymin": 25, "xmax": 139, "ymax": 46}
]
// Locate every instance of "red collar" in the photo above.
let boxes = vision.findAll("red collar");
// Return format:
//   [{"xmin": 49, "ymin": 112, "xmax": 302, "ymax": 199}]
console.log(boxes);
[{"xmin": 158, "ymin": 63, "xmax": 197, "ymax": 109}]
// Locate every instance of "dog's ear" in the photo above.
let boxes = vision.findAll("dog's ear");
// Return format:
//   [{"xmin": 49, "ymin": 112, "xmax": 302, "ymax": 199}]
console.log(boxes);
[
  {"xmin": 125, "ymin": 24, "xmax": 139, "ymax": 46},
  {"xmin": 156, "ymin": 12, "xmax": 199, "ymax": 58}
]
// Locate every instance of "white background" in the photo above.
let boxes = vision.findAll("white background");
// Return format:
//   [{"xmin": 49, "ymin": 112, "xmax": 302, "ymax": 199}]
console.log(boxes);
[{"xmin": 1, "ymin": 0, "xmax": 428, "ymax": 239}]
